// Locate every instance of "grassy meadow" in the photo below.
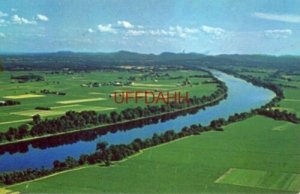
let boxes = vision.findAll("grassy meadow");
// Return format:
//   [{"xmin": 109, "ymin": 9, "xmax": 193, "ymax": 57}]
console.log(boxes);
[
  {"xmin": 8, "ymin": 116, "xmax": 300, "ymax": 193},
  {"xmin": 265, "ymin": 73, "xmax": 300, "ymax": 117},
  {"xmin": 0, "ymin": 69, "xmax": 217, "ymax": 131},
  {"xmin": 230, "ymin": 67, "xmax": 300, "ymax": 117}
]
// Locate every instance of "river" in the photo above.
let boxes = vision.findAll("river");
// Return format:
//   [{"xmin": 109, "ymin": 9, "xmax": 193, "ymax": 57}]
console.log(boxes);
[{"xmin": 0, "ymin": 70, "xmax": 275, "ymax": 173}]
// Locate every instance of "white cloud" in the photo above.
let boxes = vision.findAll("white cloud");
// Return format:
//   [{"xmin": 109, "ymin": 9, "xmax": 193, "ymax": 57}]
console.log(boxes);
[
  {"xmin": 88, "ymin": 28, "xmax": 94, "ymax": 33},
  {"xmin": 0, "ymin": 18, "xmax": 8, "ymax": 26},
  {"xmin": 149, "ymin": 29, "xmax": 162, "ymax": 36},
  {"xmin": 169, "ymin": 25, "xmax": 199, "ymax": 38},
  {"xmin": 117, "ymin": 20, "xmax": 134, "ymax": 29},
  {"xmin": 201, "ymin": 25, "xmax": 225, "ymax": 38},
  {"xmin": 148, "ymin": 26, "xmax": 198, "ymax": 39},
  {"xmin": 98, "ymin": 24, "xmax": 117, "ymax": 33},
  {"xmin": 149, "ymin": 29, "xmax": 175, "ymax": 36},
  {"xmin": 11, "ymin": 8, "xmax": 17, "ymax": 12},
  {"xmin": 37, "ymin": 14, "xmax": 49, "ymax": 21},
  {"xmin": 0, "ymin": 32, "xmax": 5, "ymax": 38},
  {"xmin": 0, "ymin": 11, "xmax": 8, "ymax": 17},
  {"xmin": 12, "ymin": 14, "xmax": 36, "ymax": 24},
  {"xmin": 126, "ymin": 30, "xmax": 146, "ymax": 36},
  {"xmin": 183, "ymin": 27, "xmax": 199, "ymax": 34},
  {"xmin": 264, "ymin": 29, "xmax": 292, "ymax": 39},
  {"xmin": 253, "ymin": 12, "xmax": 300, "ymax": 23},
  {"xmin": 163, "ymin": 29, "xmax": 175, "ymax": 36},
  {"xmin": 170, "ymin": 26, "xmax": 186, "ymax": 38}
]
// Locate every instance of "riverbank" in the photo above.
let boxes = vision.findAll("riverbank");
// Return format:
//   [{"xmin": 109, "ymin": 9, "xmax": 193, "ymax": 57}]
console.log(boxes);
[
  {"xmin": 8, "ymin": 115, "xmax": 300, "ymax": 193},
  {"xmin": 4, "ymin": 136, "xmax": 190, "ymax": 189},
  {"xmin": 0, "ymin": 93, "xmax": 226, "ymax": 147}
]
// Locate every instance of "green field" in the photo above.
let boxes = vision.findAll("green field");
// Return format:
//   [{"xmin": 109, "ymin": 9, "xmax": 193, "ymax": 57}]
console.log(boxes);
[
  {"xmin": 8, "ymin": 116, "xmax": 300, "ymax": 193},
  {"xmin": 230, "ymin": 67, "xmax": 300, "ymax": 117},
  {"xmin": 0, "ymin": 69, "xmax": 217, "ymax": 131},
  {"xmin": 279, "ymin": 88, "xmax": 300, "ymax": 116},
  {"xmin": 216, "ymin": 168, "xmax": 300, "ymax": 192}
]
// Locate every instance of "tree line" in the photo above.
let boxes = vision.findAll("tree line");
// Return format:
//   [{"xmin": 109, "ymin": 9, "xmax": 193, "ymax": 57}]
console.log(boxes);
[
  {"xmin": 11, "ymin": 74, "xmax": 44, "ymax": 83},
  {"xmin": 0, "ymin": 78, "xmax": 227, "ymax": 143},
  {"xmin": 0, "ymin": 104, "xmax": 275, "ymax": 186},
  {"xmin": 0, "ymin": 119, "xmax": 222, "ymax": 185},
  {"xmin": 0, "ymin": 100, "xmax": 20, "ymax": 107},
  {"xmin": 257, "ymin": 109, "xmax": 300, "ymax": 124},
  {"xmin": 40, "ymin": 89, "xmax": 66, "ymax": 96},
  {"xmin": 0, "ymin": 102, "xmax": 219, "ymax": 155}
]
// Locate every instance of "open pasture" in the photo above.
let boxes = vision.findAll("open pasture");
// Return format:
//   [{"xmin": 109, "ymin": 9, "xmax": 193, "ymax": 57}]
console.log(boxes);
[
  {"xmin": 9, "ymin": 116, "xmax": 300, "ymax": 193},
  {"xmin": 3, "ymin": 94, "xmax": 45, "ymax": 99},
  {"xmin": 216, "ymin": 168, "xmax": 300, "ymax": 192},
  {"xmin": 279, "ymin": 88, "xmax": 300, "ymax": 116},
  {"xmin": 10, "ymin": 106, "xmax": 115, "ymax": 117},
  {"xmin": 56, "ymin": 97, "xmax": 106, "ymax": 104}
]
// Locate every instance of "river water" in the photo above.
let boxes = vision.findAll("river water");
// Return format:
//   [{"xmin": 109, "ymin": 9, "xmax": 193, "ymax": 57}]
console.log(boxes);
[{"xmin": 0, "ymin": 70, "xmax": 275, "ymax": 173}]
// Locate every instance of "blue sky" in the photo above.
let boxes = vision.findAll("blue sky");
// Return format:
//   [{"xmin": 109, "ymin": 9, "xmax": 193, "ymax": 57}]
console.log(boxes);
[{"xmin": 1, "ymin": 0, "xmax": 300, "ymax": 55}]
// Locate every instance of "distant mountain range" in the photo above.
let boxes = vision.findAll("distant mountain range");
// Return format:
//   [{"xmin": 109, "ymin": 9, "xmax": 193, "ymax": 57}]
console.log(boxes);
[{"xmin": 1, "ymin": 51, "xmax": 300, "ymax": 70}]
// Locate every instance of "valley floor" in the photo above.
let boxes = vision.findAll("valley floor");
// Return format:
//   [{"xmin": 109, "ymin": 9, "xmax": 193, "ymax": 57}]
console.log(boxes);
[{"xmin": 8, "ymin": 116, "xmax": 300, "ymax": 193}]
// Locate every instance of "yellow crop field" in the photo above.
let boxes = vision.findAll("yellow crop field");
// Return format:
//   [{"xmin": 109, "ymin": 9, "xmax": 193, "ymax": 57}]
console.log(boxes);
[
  {"xmin": 3, "ymin": 94, "xmax": 45, "ymax": 99},
  {"xmin": 56, "ymin": 97, "xmax": 105, "ymax": 104}
]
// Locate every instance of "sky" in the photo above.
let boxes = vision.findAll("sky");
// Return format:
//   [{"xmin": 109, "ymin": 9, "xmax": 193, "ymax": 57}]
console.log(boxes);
[{"xmin": 0, "ymin": 0, "xmax": 300, "ymax": 55}]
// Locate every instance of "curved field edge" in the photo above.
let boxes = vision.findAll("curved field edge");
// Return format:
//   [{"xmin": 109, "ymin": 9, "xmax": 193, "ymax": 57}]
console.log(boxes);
[{"xmin": 8, "ymin": 116, "xmax": 300, "ymax": 193}]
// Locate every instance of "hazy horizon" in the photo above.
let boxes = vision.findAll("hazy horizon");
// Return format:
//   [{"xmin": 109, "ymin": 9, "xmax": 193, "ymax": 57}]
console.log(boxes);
[{"xmin": 1, "ymin": 50, "xmax": 300, "ymax": 57}]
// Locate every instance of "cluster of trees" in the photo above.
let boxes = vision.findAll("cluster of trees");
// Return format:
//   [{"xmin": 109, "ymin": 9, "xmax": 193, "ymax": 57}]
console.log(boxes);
[
  {"xmin": 0, "ymin": 124, "xmax": 29, "ymax": 141},
  {"xmin": 0, "ymin": 77, "xmax": 227, "ymax": 143},
  {"xmin": 0, "ymin": 167, "xmax": 51, "ymax": 185},
  {"xmin": 228, "ymin": 111, "xmax": 255, "ymax": 123},
  {"xmin": 257, "ymin": 109, "xmax": 300, "ymax": 123},
  {"xmin": 40, "ymin": 89, "xmax": 66, "ymax": 96},
  {"xmin": 35, "ymin": 106, "xmax": 51, "ymax": 110},
  {"xmin": 11, "ymin": 74, "xmax": 44, "ymax": 83},
  {"xmin": 0, "ymin": 100, "xmax": 20, "ymax": 107}
]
